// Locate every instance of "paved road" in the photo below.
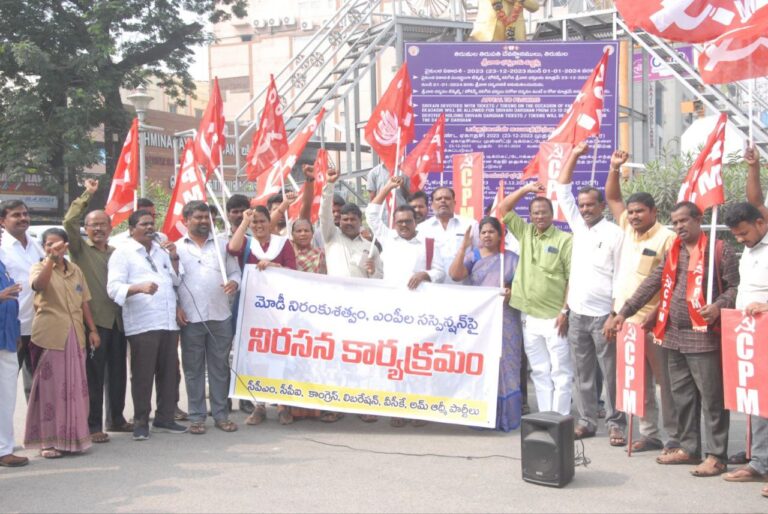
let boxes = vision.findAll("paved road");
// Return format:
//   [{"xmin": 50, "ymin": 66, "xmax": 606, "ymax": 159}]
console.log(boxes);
[{"xmin": 2, "ymin": 378, "xmax": 765, "ymax": 513}]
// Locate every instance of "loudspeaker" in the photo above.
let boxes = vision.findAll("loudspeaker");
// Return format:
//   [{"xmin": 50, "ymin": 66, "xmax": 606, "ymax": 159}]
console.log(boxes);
[{"xmin": 521, "ymin": 412, "xmax": 575, "ymax": 488}]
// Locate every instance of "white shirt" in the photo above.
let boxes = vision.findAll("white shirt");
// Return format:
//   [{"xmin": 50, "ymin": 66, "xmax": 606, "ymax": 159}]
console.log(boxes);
[
  {"xmin": 736, "ymin": 231, "xmax": 768, "ymax": 309},
  {"xmin": 320, "ymin": 184, "xmax": 383, "ymax": 279},
  {"xmin": 0, "ymin": 232, "xmax": 44, "ymax": 335},
  {"xmin": 366, "ymin": 203, "xmax": 445, "ymax": 287},
  {"xmin": 555, "ymin": 182, "xmax": 623, "ymax": 317},
  {"xmin": 175, "ymin": 234, "xmax": 241, "ymax": 323},
  {"xmin": 107, "ymin": 238, "xmax": 182, "ymax": 336},
  {"xmin": 418, "ymin": 215, "xmax": 478, "ymax": 285}
]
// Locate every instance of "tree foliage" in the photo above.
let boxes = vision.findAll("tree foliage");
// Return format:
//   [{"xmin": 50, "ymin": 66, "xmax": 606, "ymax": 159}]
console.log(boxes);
[{"xmin": 0, "ymin": 0, "xmax": 246, "ymax": 212}]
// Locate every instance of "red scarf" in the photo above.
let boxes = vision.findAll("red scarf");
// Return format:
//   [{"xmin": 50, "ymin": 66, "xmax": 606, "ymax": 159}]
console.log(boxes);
[{"xmin": 652, "ymin": 232, "xmax": 708, "ymax": 343}]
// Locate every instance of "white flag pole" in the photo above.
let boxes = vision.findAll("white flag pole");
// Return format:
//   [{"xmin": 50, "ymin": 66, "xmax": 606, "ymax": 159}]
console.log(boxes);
[
  {"xmin": 204, "ymin": 180, "xmax": 231, "ymax": 235},
  {"xmin": 218, "ymin": 146, "xmax": 228, "ymax": 207},
  {"xmin": 749, "ymin": 79, "xmax": 755, "ymax": 145},
  {"xmin": 589, "ymin": 136, "xmax": 600, "ymax": 185},
  {"xmin": 388, "ymin": 126, "xmax": 403, "ymax": 229},
  {"xmin": 208, "ymin": 211, "xmax": 229, "ymax": 286},
  {"xmin": 706, "ymin": 205, "xmax": 718, "ymax": 305}
]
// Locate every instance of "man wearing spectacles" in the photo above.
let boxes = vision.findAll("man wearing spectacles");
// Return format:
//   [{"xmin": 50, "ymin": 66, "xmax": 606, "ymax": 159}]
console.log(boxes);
[
  {"xmin": 62, "ymin": 179, "xmax": 132, "ymax": 442},
  {"xmin": 107, "ymin": 210, "xmax": 187, "ymax": 440}
]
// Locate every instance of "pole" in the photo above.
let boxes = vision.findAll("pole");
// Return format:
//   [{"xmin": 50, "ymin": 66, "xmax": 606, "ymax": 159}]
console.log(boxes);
[
  {"xmin": 138, "ymin": 113, "xmax": 146, "ymax": 197},
  {"xmin": 749, "ymin": 79, "xmax": 755, "ymax": 145},
  {"xmin": 208, "ymin": 212, "xmax": 229, "ymax": 286},
  {"xmin": 627, "ymin": 413, "xmax": 633, "ymax": 457},
  {"xmin": 589, "ymin": 137, "xmax": 600, "ymax": 185},
  {"xmin": 388, "ymin": 126, "xmax": 403, "ymax": 229},
  {"xmin": 219, "ymin": 146, "xmax": 227, "ymax": 208},
  {"xmin": 205, "ymin": 181, "xmax": 231, "ymax": 234},
  {"xmin": 747, "ymin": 414, "xmax": 753, "ymax": 460},
  {"xmin": 706, "ymin": 205, "xmax": 718, "ymax": 305}
]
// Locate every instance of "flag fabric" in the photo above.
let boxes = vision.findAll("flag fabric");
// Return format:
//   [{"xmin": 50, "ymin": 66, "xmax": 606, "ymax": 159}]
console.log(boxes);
[
  {"xmin": 287, "ymin": 149, "xmax": 329, "ymax": 224},
  {"xmin": 162, "ymin": 140, "xmax": 207, "ymax": 242},
  {"xmin": 400, "ymin": 113, "xmax": 445, "ymax": 192},
  {"xmin": 521, "ymin": 50, "xmax": 609, "ymax": 179},
  {"xmin": 364, "ymin": 63, "xmax": 414, "ymax": 174},
  {"xmin": 677, "ymin": 113, "xmax": 727, "ymax": 211},
  {"xmin": 105, "ymin": 118, "xmax": 139, "ymax": 227},
  {"xmin": 246, "ymin": 75, "xmax": 289, "ymax": 181},
  {"xmin": 699, "ymin": 5, "xmax": 768, "ymax": 84},
  {"xmin": 615, "ymin": 0, "xmax": 767, "ymax": 43},
  {"xmin": 194, "ymin": 77, "xmax": 226, "ymax": 180},
  {"xmin": 254, "ymin": 109, "xmax": 326, "ymax": 203}
]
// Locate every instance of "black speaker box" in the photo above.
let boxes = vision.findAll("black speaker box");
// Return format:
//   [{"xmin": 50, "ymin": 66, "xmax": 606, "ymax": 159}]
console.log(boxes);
[{"xmin": 521, "ymin": 411, "xmax": 575, "ymax": 488}]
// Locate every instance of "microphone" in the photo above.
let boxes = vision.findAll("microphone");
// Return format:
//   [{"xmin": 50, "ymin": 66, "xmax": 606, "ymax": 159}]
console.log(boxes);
[{"xmin": 152, "ymin": 232, "xmax": 169, "ymax": 253}]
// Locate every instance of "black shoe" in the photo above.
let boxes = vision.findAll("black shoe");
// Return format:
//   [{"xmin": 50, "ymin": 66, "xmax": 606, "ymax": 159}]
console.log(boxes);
[
  {"xmin": 239, "ymin": 400, "xmax": 255, "ymax": 414},
  {"xmin": 152, "ymin": 421, "xmax": 188, "ymax": 434},
  {"xmin": 174, "ymin": 407, "xmax": 188, "ymax": 421},
  {"xmin": 133, "ymin": 425, "xmax": 150, "ymax": 441}
]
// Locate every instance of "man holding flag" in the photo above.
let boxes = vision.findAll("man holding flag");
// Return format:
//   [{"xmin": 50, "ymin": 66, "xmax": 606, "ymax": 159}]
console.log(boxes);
[{"xmin": 611, "ymin": 201, "xmax": 738, "ymax": 475}]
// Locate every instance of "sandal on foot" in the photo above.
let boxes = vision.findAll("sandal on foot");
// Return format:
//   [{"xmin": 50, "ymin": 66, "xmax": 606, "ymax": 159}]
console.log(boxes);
[
  {"xmin": 631, "ymin": 437, "xmax": 663, "ymax": 453},
  {"xmin": 656, "ymin": 448, "xmax": 701, "ymax": 465},
  {"xmin": 390, "ymin": 417, "xmax": 407, "ymax": 428},
  {"xmin": 574, "ymin": 425, "xmax": 596, "ymax": 440},
  {"xmin": 609, "ymin": 427, "xmax": 627, "ymax": 447},
  {"xmin": 41, "ymin": 448, "xmax": 62, "ymax": 459},
  {"xmin": 245, "ymin": 405, "xmax": 267, "ymax": 426},
  {"xmin": 319, "ymin": 412, "xmax": 343, "ymax": 423},
  {"xmin": 215, "ymin": 420, "xmax": 238, "ymax": 432},
  {"xmin": 723, "ymin": 465, "xmax": 768, "ymax": 482},
  {"xmin": 762, "ymin": 484, "xmax": 768, "ymax": 498},
  {"xmin": 278, "ymin": 410, "xmax": 294, "ymax": 425},
  {"xmin": 358, "ymin": 414, "xmax": 378, "ymax": 423},
  {"xmin": 189, "ymin": 422, "xmax": 206, "ymax": 435},
  {"xmin": 91, "ymin": 431, "xmax": 110, "ymax": 444},
  {"xmin": 728, "ymin": 451, "xmax": 749, "ymax": 465},
  {"xmin": 690, "ymin": 456, "xmax": 727, "ymax": 477}
]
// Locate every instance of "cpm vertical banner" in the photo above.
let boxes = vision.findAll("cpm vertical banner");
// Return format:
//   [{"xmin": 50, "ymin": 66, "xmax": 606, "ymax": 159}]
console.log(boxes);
[
  {"xmin": 537, "ymin": 142, "xmax": 571, "ymax": 222},
  {"xmin": 721, "ymin": 309, "xmax": 768, "ymax": 417},
  {"xmin": 452, "ymin": 152, "xmax": 484, "ymax": 220},
  {"xmin": 616, "ymin": 322, "xmax": 646, "ymax": 417}
]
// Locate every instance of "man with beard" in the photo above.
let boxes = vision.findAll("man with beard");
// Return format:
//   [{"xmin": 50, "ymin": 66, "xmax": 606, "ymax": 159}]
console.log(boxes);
[
  {"xmin": 0, "ymin": 200, "xmax": 44, "ymax": 399},
  {"xmin": 175, "ymin": 201, "xmax": 240, "ymax": 435},
  {"xmin": 63, "ymin": 179, "xmax": 132, "ymax": 442},
  {"xmin": 612, "ymin": 202, "xmax": 737, "ymax": 476},
  {"xmin": 107, "ymin": 210, "xmax": 187, "ymax": 440},
  {"xmin": 419, "ymin": 187, "xmax": 478, "ymax": 285},
  {"xmin": 409, "ymin": 191, "xmax": 429, "ymax": 225}
]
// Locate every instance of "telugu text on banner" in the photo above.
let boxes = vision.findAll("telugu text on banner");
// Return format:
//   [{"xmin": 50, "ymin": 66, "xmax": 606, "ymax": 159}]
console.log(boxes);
[{"xmin": 230, "ymin": 267, "xmax": 503, "ymax": 427}]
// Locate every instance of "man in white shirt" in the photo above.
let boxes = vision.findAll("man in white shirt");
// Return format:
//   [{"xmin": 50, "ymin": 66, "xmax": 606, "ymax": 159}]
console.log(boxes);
[
  {"xmin": 366, "ymin": 176, "xmax": 445, "ymax": 288},
  {"xmin": 418, "ymin": 187, "xmax": 478, "ymax": 285},
  {"xmin": 175, "ymin": 201, "xmax": 240, "ymax": 435},
  {"xmin": 109, "ymin": 197, "xmax": 168, "ymax": 247},
  {"xmin": 0, "ymin": 200, "xmax": 44, "ymax": 399},
  {"xmin": 107, "ymin": 209, "xmax": 187, "ymax": 440},
  {"xmin": 321, "ymin": 167, "xmax": 382, "ymax": 279},
  {"xmin": 555, "ymin": 142, "xmax": 626, "ymax": 445}
]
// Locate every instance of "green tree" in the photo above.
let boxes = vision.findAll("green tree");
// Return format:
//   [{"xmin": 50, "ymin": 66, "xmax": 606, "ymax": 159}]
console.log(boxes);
[{"xmin": 0, "ymin": 0, "xmax": 246, "ymax": 214}]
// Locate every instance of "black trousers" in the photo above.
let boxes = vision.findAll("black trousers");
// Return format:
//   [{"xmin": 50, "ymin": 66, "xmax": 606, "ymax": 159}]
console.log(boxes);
[
  {"xmin": 85, "ymin": 323, "xmax": 129, "ymax": 432},
  {"xmin": 128, "ymin": 330, "xmax": 179, "ymax": 427}
]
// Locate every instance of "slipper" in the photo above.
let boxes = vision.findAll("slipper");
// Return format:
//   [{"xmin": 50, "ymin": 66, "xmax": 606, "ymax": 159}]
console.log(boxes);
[
  {"xmin": 358, "ymin": 414, "xmax": 378, "ymax": 423},
  {"xmin": 189, "ymin": 422, "xmax": 206, "ymax": 435},
  {"xmin": 278, "ymin": 410, "xmax": 294, "ymax": 426},
  {"xmin": 319, "ymin": 412, "xmax": 344, "ymax": 423},
  {"xmin": 609, "ymin": 427, "xmax": 627, "ymax": 447},
  {"xmin": 91, "ymin": 431, "xmax": 110, "ymax": 444},
  {"xmin": 390, "ymin": 417, "xmax": 407, "ymax": 428},
  {"xmin": 632, "ymin": 437, "xmax": 663, "ymax": 453},
  {"xmin": 106, "ymin": 422, "xmax": 134, "ymax": 433},
  {"xmin": 40, "ymin": 448, "xmax": 63, "ymax": 459},
  {"xmin": 245, "ymin": 405, "xmax": 267, "ymax": 426},
  {"xmin": 214, "ymin": 420, "xmax": 238, "ymax": 433},
  {"xmin": 723, "ymin": 465, "xmax": 768, "ymax": 482},
  {"xmin": 690, "ymin": 456, "xmax": 727, "ymax": 477},
  {"xmin": 574, "ymin": 425, "xmax": 596, "ymax": 440},
  {"xmin": 656, "ymin": 448, "xmax": 701, "ymax": 465}
]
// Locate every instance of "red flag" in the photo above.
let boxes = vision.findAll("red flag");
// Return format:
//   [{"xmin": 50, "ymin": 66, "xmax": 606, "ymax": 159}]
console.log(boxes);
[
  {"xmin": 616, "ymin": 322, "xmax": 647, "ymax": 417},
  {"xmin": 522, "ymin": 50, "xmax": 609, "ymax": 179},
  {"xmin": 162, "ymin": 140, "xmax": 207, "ymax": 242},
  {"xmin": 105, "ymin": 118, "xmax": 139, "ymax": 227},
  {"xmin": 452, "ymin": 152, "xmax": 484, "ymax": 219},
  {"xmin": 246, "ymin": 75, "xmax": 289, "ymax": 181},
  {"xmin": 615, "ymin": 0, "xmax": 761, "ymax": 43},
  {"xmin": 194, "ymin": 77, "xmax": 226, "ymax": 180},
  {"xmin": 287, "ymin": 149, "xmax": 329, "ymax": 224},
  {"xmin": 537, "ymin": 142, "xmax": 572, "ymax": 222},
  {"xmin": 254, "ymin": 109, "xmax": 326, "ymax": 203},
  {"xmin": 401, "ymin": 113, "xmax": 445, "ymax": 192},
  {"xmin": 699, "ymin": 5, "xmax": 768, "ymax": 84},
  {"xmin": 677, "ymin": 113, "xmax": 727, "ymax": 212},
  {"xmin": 721, "ymin": 309, "xmax": 768, "ymax": 417},
  {"xmin": 364, "ymin": 63, "xmax": 414, "ymax": 174}
]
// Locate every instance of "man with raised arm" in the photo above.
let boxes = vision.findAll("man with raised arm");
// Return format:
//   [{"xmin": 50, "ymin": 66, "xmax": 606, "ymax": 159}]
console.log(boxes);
[
  {"xmin": 603, "ymin": 150, "xmax": 679, "ymax": 455},
  {"xmin": 721, "ymin": 147, "xmax": 768, "ymax": 496},
  {"xmin": 497, "ymin": 182, "xmax": 572, "ymax": 415},
  {"xmin": 63, "ymin": 179, "xmax": 132, "ymax": 441},
  {"xmin": 554, "ymin": 143, "xmax": 626, "ymax": 445},
  {"xmin": 320, "ymin": 167, "xmax": 382, "ymax": 279}
]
